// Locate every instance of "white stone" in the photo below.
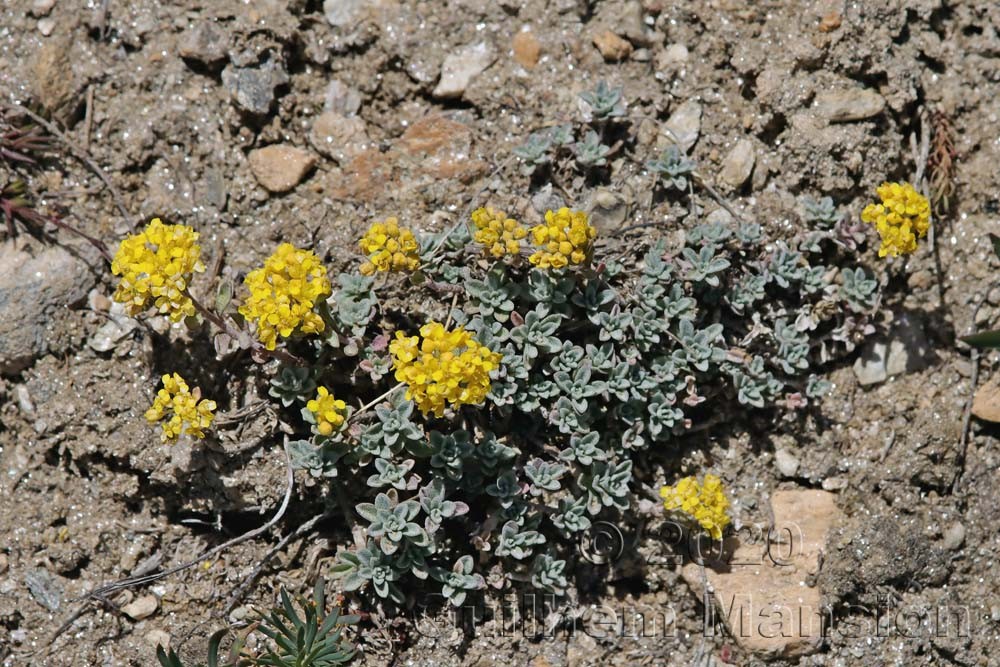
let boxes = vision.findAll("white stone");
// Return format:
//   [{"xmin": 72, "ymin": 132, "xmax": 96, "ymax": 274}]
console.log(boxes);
[
  {"xmin": 661, "ymin": 100, "xmax": 701, "ymax": 151},
  {"xmin": 433, "ymin": 42, "xmax": 496, "ymax": 99}
]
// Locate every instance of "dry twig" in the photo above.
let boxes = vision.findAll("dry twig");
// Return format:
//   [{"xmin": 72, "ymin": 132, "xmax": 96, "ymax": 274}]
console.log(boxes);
[
  {"xmin": 222, "ymin": 511, "xmax": 332, "ymax": 615},
  {"xmin": 50, "ymin": 441, "xmax": 295, "ymax": 645}
]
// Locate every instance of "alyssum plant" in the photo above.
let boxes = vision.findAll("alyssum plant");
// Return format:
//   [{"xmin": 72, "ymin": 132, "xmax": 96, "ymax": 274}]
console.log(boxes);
[{"xmin": 107, "ymin": 177, "xmax": 881, "ymax": 609}]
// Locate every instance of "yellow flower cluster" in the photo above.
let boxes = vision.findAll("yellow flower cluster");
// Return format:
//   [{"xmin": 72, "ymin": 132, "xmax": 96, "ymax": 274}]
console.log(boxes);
[
  {"xmin": 659, "ymin": 474, "xmax": 731, "ymax": 540},
  {"xmin": 239, "ymin": 243, "xmax": 332, "ymax": 350},
  {"xmin": 144, "ymin": 373, "xmax": 217, "ymax": 442},
  {"xmin": 110, "ymin": 218, "xmax": 205, "ymax": 322},
  {"xmin": 358, "ymin": 217, "xmax": 421, "ymax": 275},
  {"xmin": 389, "ymin": 322, "xmax": 502, "ymax": 417},
  {"xmin": 306, "ymin": 386, "xmax": 348, "ymax": 436},
  {"xmin": 860, "ymin": 182, "xmax": 931, "ymax": 257},
  {"xmin": 471, "ymin": 207, "xmax": 528, "ymax": 259},
  {"xmin": 528, "ymin": 208, "xmax": 597, "ymax": 269}
]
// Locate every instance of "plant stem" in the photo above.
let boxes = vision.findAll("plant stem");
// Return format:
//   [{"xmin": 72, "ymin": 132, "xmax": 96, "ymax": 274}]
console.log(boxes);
[
  {"xmin": 353, "ymin": 382, "xmax": 405, "ymax": 418},
  {"xmin": 187, "ymin": 291, "xmax": 306, "ymax": 366}
]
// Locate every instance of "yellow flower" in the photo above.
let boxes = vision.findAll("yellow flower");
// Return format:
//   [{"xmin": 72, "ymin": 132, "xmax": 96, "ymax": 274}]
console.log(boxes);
[
  {"xmin": 144, "ymin": 372, "xmax": 217, "ymax": 442},
  {"xmin": 110, "ymin": 218, "xmax": 205, "ymax": 322},
  {"xmin": 528, "ymin": 208, "xmax": 596, "ymax": 269},
  {"xmin": 239, "ymin": 243, "xmax": 332, "ymax": 350},
  {"xmin": 389, "ymin": 322, "xmax": 502, "ymax": 417},
  {"xmin": 471, "ymin": 207, "xmax": 528, "ymax": 259},
  {"xmin": 306, "ymin": 386, "xmax": 348, "ymax": 436},
  {"xmin": 860, "ymin": 182, "xmax": 931, "ymax": 257},
  {"xmin": 358, "ymin": 217, "xmax": 421, "ymax": 275},
  {"xmin": 659, "ymin": 474, "xmax": 731, "ymax": 540}
]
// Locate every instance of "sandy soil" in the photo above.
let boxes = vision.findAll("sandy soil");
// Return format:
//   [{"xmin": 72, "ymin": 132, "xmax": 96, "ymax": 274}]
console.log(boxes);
[{"xmin": 2, "ymin": 1, "xmax": 1000, "ymax": 665}]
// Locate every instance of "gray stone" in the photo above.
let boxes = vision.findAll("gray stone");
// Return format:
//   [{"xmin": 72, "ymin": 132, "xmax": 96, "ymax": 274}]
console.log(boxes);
[
  {"xmin": 853, "ymin": 341, "xmax": 888, "ymax": 386},
  {"xmin": 775, "ymin": 448, "xmax": 800, "ymax": 478},
  {"xmin": 821, "ymin": 476, "xmax": 848, "ymax": 491},
  {"xmin": 248, "ymin": 145, "xmax": 316, "ymax": 193},
  {"xmin": 202, "ymin": 167, "xmax": 227, "ymax": 209},
  {"xmin": 853, "ymin": 312, "xmax": 931, "ymax": 386},
  {"xmin": 145, "ymin": 630, "xmax": 170, "ymax": 649},
  {"xmin": 324, "ymin": 79, "xmax": 362, "ymax": 116},
  {"xmin": 941, "ymin": 522, "xmax": 965, "ymax": 551},
  {"xmin": 530, "ymin": 184, "xmax": 564, "ymax": 215},
  {"xmin": 309, "ymin": 111, "xmax": 370, "ymax": 164},
  {"xmin": 0, "ymin": 243, "xmax": 96, "ymax": 375},
  {"xmin": 884, "ymin": 313, "xmax": 931, "ymax": 376},
  {"xmin": 656, "ymin": 43, "xmax": 689, "ymax": 70},
  {"xmin": 587, "ymin": 188, "xmax": 629, "ymax": 232},
  {"xmin": 221, "ymin": 58, "xmax": 288, "ymax": 115},
  {"xmin": 15, "ymin": 385, "xmax": 34, "ymax": 413},
  {"xmin": 324, "ymin": 0, "xmax": 369, "ymax": 27},
  {"xmin": 719, "ymin": 138, "xmax": 755, "ymax": 188},
  {"xmin": 25, "ymin": 568, "xmax": 64, "ymax": 611},
  {"xmin": 37, "ymin": 18, "xmax": 55, "ymax": 36},
  {"xmin": 706, "ymin": 208, "xmax": 733, "ymax": 225},
  {"xmin": 30, "ymin": 0, "xmax": 56, "ymax": 17},
  {"xmin": 616, "ymin": 0, "xmax": 653, "ymax": 46},
  {"xmin": 813, "ymin": 88, "xmax": 886, "ymax": 122},
  {"xmin": 661, "ymin": 100, "xmax": 701, "ymax": 151},
  {"xmin": 32, "ymin": 32, "xmax": 84, "ymax": 124},
  {"xmin": 433, "ymin": 42, "xmax": 496, "ymax": 100},
  {"xmin": 89, "ymin": 301, "xmax": 137, "ymax": 353},
  {"xmin": 178, "ymin": 22, "xmax": 228, "ymax": 65}
]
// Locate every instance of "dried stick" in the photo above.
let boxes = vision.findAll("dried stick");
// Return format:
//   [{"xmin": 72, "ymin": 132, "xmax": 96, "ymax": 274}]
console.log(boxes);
[
  {"xmin": 222, "ymin": 511, "xmax": 331, "ymax": 615},
  {"xmin": 3, "ymin": 102, "xmax": 135, "ymax": 228},
  {"xmin": 909, "ymin": 109, "xmax": 932, "ymax": 251},
  {"xmin": 187, "ymin": 292, "xmax": 306, "ymax": 367},
  {"xmin": 353, "ymin": 382, "xmax": 404, "ymax": 417},
  {"xmin": 953, "ymin": 295, "xmax": 986, "ymax": 493},
  {"xmin": 51, "ymin": 441, "xmax": 295, "ymax": 644}
]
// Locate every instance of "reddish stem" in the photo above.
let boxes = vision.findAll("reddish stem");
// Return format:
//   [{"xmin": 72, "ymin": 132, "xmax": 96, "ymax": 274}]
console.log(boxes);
[{"xmin": 186, "ymin": 291, "xmax": 306, "ymax": 367}]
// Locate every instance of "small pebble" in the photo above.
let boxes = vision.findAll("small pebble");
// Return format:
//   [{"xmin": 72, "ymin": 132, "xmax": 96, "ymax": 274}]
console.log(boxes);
[
  {"xmin": 145, "ymin": 629, "xmax": 171, "ymax": 649},
  {"xmin": 719, "ymin": 138, "xmax": 756, "ymax": 189},
  {"xmin": 324, "ymin": 79, "xmax": 362, "ymax": 116},
  {"xmin": 661, "ymin": 43, "xmax": 689, "ymax": 65},
  {"xmin": 531, "ymin": 184, "xmax": 564, "ymax": 215},
  {"xmin": 230, "ymin": 605, "xmax": 251, "ymax": 621},
  {"xmin": 775, "ymin": 448, "xmax": 800, "ymax": 478},
  {"xmin": 15, "ymin": 386, "xmax": 34, "ymax": 414},
  {"xmin": 592, "ymin": 30, "xmax": 632, "ymax": 61},
  {"xmin": 813, "ymin": 88, "xmax": 886, "ymax": 122},
  {"xmin": 30, "ymin": 0, "xmax": 56, "ymax": 17},
  {"xmin": 37, "ymin": 18, "xmax": 55, "ymax": 36},
  {"xmin": 587, "ymin": 188, "xmax": 629, "ymax": 232},
  {"xmin": 821, "ymin": 476, "xmax": 848, "ymax": 491},
  {"xmin": 248, "ymin": 145, "xmax": 317, "ymax": 193},
  {"xmin": 941, "ymin": 522, "xmax": 965, "ymax": 551},
  {"xmin": 662, "ymin": 100, "xmax": 701, "ymax": 152},
  {"xmin": 512, "ymin": 30, "xmax": 541, "ymax": 69},
  {"xmin": 123, "ymin": 595, "xmax": 159, "ymax": 621},
  {"xmin": 432, "ymin": 42, "xmax": 495, "ymax": 99}
]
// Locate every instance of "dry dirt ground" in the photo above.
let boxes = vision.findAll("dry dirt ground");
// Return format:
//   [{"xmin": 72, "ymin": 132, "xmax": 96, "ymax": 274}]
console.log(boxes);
[{"xmin": 2, "ymin": 0, "xmax": 1000, "ymax": 666}]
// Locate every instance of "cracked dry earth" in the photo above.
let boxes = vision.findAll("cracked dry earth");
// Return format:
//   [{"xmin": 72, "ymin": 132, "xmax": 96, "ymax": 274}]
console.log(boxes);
[{"xmin": 3, "ymin": 0, "xmax": 1000, "ymax": 666}]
